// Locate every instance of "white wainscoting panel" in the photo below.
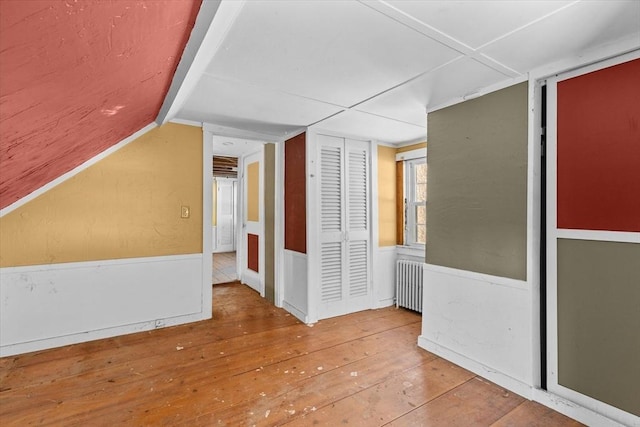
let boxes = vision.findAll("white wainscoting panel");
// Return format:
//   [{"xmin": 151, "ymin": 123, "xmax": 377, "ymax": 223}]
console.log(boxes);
[
  {"xmin": 418, "ymin": 264, "xmax": 533, "ymax": 397},
  {"xmin": 0, "ymin": 254, "xmax": 205, "ymax": 356},
  {"xmin": 374, "ymin": 246, "xmax": 397, "ymax": 308},
  {"xmin": 282, "ymin": 249, "xmax": 308, "ymax": 322}
]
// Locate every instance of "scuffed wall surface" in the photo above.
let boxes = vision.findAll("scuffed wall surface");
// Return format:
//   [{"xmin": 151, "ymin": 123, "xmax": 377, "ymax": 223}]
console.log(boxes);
[
  {"xmin": 0, "ymin": 123, "xmax": 202, "ymax": 267},
  {"xmin": 426, "ymin": 82, "xmax": 528, "ymax": 280},
  {"xmin": 0, "ymin": 0, "xmax": 201, "ymax": 209}
]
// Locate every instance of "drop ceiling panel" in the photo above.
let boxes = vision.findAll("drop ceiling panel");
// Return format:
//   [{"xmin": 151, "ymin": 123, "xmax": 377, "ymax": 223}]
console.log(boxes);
[
  {"xmin": 204, "ymin": 0, "xmax": 461, "ymax": 107},
  {"xmin": 316, "ymin": 110, "xmax": 426, "ymax": 144},
  {"xmin": 481, "ymin": 0, "xmax": 640, "ymax": 73},
  {"xmin": 355, "ymin": 57, "xmax": 509, "ymax": 125},
  {"xmin": 386, "ymin": 0, "xmax": 574, "ymax": 49},
  {"xmin": 178, "ymin": 74, "xmax": 343, "ymax": 137}
]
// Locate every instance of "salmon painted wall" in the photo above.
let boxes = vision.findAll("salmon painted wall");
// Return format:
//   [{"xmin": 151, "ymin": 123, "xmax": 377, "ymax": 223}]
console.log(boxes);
[
  {"xmin": 0, "ymin": 0, "xmax": 201, "ymax": 209},
  {"xmin": 0, "ymin": 123, "xmax": 203, "ymax": 268}
]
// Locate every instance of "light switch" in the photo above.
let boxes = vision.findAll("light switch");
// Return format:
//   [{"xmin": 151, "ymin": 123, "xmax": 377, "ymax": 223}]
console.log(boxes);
[{"xmin": 181, "ymin": 206, "xmax": 190, "ymax": 218}]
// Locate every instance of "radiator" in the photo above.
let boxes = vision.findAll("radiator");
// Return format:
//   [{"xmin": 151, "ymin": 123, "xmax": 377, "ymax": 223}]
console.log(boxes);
[{"xmin": 395, "ymin": 260, "xmax": 424, "ymax": 313}]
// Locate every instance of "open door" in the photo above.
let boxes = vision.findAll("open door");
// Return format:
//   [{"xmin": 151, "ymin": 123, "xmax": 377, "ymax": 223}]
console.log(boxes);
[
  {"xmin": 215, "ymin": 178, "xmax": 236, "ymax": 253},
  {"xmin": 240, "ymin": 150, "xmax": 263, "ymax": 294}
]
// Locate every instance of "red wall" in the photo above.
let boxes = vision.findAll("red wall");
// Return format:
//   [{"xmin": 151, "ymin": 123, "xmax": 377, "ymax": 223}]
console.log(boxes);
[
  {"xmin": 284, "ymin": 133, "xmax": 307, "ymax": 253},
  {"xmin": 557, "ymin": 58, "xmax": 640, "ymax": 232},
  {"xmin": 248, "ymin": 233, "xmax": 259, "ymax": 273},
  {"xmin": 0, "ymin": 0, "xmax": 201, "ymax": 209}
]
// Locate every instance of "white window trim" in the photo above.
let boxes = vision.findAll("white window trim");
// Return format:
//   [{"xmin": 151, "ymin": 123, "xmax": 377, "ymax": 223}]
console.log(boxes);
[{"xmin": 404, "ymin": 156, "xmax": 427, "ymax": 248}]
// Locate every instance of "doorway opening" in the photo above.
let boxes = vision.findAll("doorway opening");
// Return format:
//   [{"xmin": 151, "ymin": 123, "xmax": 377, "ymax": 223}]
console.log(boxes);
[
  {"xmin": 213, "ymin": 251, "xmax": 237, "ymax": 284},
  {"xmin": 213, "ymin": 155, "xmax": 238, "ymax": 284}
]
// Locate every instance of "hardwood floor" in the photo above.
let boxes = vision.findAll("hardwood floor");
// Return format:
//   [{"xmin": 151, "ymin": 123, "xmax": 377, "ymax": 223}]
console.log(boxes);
[{"xmin": 0, "ymin": 283, "xmax": 582, "ymax": 426}]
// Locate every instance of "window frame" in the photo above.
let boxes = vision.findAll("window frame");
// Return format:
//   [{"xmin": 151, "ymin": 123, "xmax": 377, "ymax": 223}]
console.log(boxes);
[{"xmin": 404, "ymin": 156, "xmax": 427, "ymax": 247}]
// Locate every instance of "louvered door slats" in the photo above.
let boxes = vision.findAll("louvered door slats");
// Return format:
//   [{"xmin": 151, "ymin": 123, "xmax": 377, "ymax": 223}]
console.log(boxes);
[{"xmin": 317, "ymin": 135, "xmax": 370, "ymax": 319}]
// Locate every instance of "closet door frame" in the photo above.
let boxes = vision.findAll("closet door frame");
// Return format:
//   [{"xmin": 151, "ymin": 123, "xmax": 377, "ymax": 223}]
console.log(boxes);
[{"xmin": 306, "ymin": 128, "xmax": 375, "ymax": 324}]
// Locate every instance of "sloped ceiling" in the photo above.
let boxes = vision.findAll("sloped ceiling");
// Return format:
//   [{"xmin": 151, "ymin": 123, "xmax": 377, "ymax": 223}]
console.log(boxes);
[
  {"xmin": 167, "ymin": 0, "xmax": 640, "ymax": 144},
  {"xmin": 0, "ymin": 0, "xmax": 201, "ymax": 209}
]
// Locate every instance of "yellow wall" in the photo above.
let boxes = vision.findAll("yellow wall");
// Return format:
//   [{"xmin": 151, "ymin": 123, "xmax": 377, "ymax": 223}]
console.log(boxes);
[
  {"xmin": 247, "ymin": 161, "xmax": 259, "ymax": 222},
  {"xmin": 377, "ymin": 141, "xmax": 428, "ymax": 247},
  {"xmin": 378, "ymin": 145, "xmax": 397, "ymax": 247},
  {"xmin": 0, "ymin": 123, "xmax": 203, "ymax": 267},
  {"xmin": 396, "ymin": 141, "xmax": 427, "ymax": 153}
]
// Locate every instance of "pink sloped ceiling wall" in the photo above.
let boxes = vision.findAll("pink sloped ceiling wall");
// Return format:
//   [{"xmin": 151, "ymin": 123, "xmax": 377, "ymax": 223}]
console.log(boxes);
[{"xmin": 0, "ymin": 0, "xmax": 201, "ymax": 209}]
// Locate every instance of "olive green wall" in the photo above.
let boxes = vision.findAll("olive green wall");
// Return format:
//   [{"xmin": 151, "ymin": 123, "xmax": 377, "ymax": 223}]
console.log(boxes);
[
  {"xmin": 557, "ymin": 239, "xmax": 640, "ymax": 416},
  {"xmin": 264, "ymin": 144, "xmax": 276, "ymax": 303},
  {"xmin": 425, "ymin": 82, "xmax": 528, "ymax": 280}
]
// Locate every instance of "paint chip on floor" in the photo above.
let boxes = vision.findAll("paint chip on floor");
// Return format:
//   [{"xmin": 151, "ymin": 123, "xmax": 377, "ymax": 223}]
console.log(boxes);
[
  {"xmin": 265, "ymin": 410, "xmax": 270, "ymax": 418},
  {"xmin": 317, "ymin": 366, "xmax": 323, "ymax": 371},
  {"xmin": 350, "ymin": 371, "xmax": 358, "ymax": 377},
  {"xmin": 176, "ymin": 346, "xmax": 184, "ymax": 351}
]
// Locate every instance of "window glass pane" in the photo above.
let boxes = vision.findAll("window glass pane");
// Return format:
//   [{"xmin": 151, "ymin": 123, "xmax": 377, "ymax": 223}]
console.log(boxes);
[
  {"xmin": 416, "ymin": 205, "xmax": 426, "ymax": 225},
  {"xmin": 417, "ymin": 224, "xmax": 426, "ymax": 244},
  {"xmin": 416, "ymin": 163, "xmax": 427, "ymax": 184},
  {"xmin": 415, "ymin": 184, "xmax": 427, "ymax": 202}
]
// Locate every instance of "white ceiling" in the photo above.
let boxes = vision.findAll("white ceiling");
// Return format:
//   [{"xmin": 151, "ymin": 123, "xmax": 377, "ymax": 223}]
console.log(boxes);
[{"xmin": 166, "ymin": 0, "xmax": 640, "ymax": 146}]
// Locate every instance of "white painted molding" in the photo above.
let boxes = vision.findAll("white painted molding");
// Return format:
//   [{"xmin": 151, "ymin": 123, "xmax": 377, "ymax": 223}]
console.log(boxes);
[
  {"xmin": 556, "ymin": 229, "xmax": 640, "ymax": 244},
  {"xmin": 377, "ymin": 140, "xmax": 399, "ymax": 148},
  {"xmin": 396, "ymin": 245, "xmax": 425, "ymax": 260},
  {"xmin": 0, "ymin": 122, "xmax": 157, "ymax": 218},
  {"xmin": 170, "ymin": 118, "xmax": 203, "ymax": 127},
  {"xmin": 282, "ymin": 300, "xmax": 309, "ymax": 324},
  {"xmin": 156, "ymin": 0, "xmax": 245, "ymax": 124},
  {"xmin": 529, "ymin": 37, "xmax": 640, "ymax": 83},
  {"xmin": 203, "ymin": 122, "xmax": 284, "ymax": 142},
  {"xmin": 0, "ymin": 254, "xmax": 204, "ymax": 357},
  {"xmin": 418, "ymin": 335, "xmax": 534, "ymax": 399},
  {"xmin": 534, "ymin": 386, "xmax": 639, "ymax": 427},
  {"xmin": 423, "ymin": 263, "xmax": 528, "ymax": 290},
  {"xmin": 395, "ymin": 148, "xmax": 426, "ymax": 162},
  {"xmin": 418, "ymin": 334, "xmax": 636, "ymax": 427},
  {"xmin": 202, "ymin": 128, "xmax": 213, "ymax": 317},
  {"xmin": 395, "ymin": 140, "xmax": 427, "ymax": 149},
  {"xmin": 427, "ymin": 75, "xmax": 528, "ymax": 114}
]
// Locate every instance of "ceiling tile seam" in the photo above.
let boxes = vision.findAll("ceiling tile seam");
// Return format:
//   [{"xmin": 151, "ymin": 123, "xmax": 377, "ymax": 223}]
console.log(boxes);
[
  {"xmin": 359, "ymin": 0, "xmax": 475, "ymax": 55},
  {"xmin": 474, "ymin": 0, "xmax": 582, "ymax": 51},
  {"xmin": 200, "ymin": 71, "xmax": 352, "ymax": 110},
  {"xmin": 468, "ymin": 52, "xmax": 522, "ymax": 77},
  {"xmin": 349, "ymin": 108, "xmax": 426, "ymax": 128},
  {"xmin": 345, "ymin": 56, "xmax": 466, "ymax": 110},
  {"xmin": 306, "ymin": 110, "xmax": 349, "ymax": 129},
  {"xmin": 359, "ymin": 0, "xmax": 519, "ymax": 79}
]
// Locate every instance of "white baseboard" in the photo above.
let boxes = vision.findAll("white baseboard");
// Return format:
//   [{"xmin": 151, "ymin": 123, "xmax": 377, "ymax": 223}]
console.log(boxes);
[
  {"xmin": 0, "ymin": 254, "xmax": 207, "ymax": 357},
  {"xmin": 418, "ymin": 335, "xmax": 636, "ymax": 427},
  {"xmin": 418, "ymin": 335, "xmax": 533, "ymax": 399},
  {"xmin": 532, "ymin": 389, "xmax": 635, "ymax": 427},
  {"xmin": 375, "ymin": 297, "xmax": 395, "ymax": 309},
  {"xmin": 282, "ymin": 300, "xmax": 308, "ymax": 324}
]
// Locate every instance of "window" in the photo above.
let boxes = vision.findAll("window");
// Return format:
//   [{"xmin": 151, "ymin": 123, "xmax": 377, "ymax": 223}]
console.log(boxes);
[{"xmin": 405, "ymin": 157, "xmax": 427, "ymax": 246}]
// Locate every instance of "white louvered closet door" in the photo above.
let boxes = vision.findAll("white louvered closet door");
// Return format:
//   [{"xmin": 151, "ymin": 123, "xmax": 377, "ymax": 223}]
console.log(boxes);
[{"xmin": 317, "ymin": 134, "xmax": 371, "ymax": 320}]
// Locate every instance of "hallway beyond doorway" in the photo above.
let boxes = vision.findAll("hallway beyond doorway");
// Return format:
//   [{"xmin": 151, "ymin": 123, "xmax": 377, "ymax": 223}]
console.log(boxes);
[{"xmin": 213, "ymin": 251, "xmax": 237, "ymax": 284}]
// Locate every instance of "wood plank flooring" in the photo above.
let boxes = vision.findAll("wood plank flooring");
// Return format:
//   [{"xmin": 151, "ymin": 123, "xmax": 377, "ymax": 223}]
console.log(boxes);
[{"xmin": 0, "ymin": 282, "xmax": 583, "ymax": 426}]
